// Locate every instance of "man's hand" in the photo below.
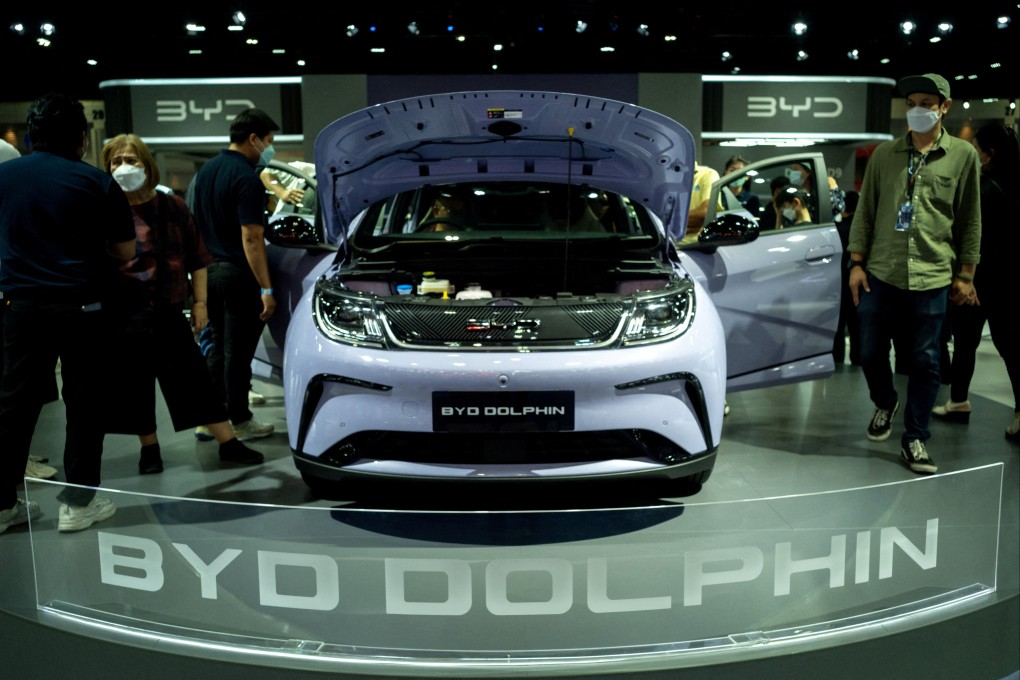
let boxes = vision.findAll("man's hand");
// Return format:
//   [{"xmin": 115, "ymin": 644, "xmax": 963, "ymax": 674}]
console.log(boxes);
[
  {"xmin": 949, "ymin": 279, "xmax": 978, "ymax": 306},
  {"xmin": 260, "ymin": 292, "xmax": 276, "ymax": 321},
  {"xmin": 849, "ymin": 266, "xmax": 870, "ymax": 306}
]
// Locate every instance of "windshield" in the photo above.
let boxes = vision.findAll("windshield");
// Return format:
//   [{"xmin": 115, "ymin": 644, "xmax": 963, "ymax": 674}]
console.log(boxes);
[{"xmin": 350, "ymin": 182, "xmax": 661, "ymax": 248}]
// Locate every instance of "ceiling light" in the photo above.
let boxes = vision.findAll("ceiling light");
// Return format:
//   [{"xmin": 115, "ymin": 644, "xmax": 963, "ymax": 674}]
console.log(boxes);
[
  {"xmin": 899, "ymin": 21, "xmax": 916, "ymax": 35},
  {"xmin": 346, "ymin": 24, "xmax": 359, "ymax": 37},
  {"xmin": 296, "ymin": 59, "xmax": 306, "ymax": 66},
  {"xmin": 600, "ymin": 46, "xmax": 615, "ymax": 53},
  {"xmin": 9, "ymin": 23, "xmax": 26, "ymax": 35},
  {"xmin": 664, "ymin": 34, "xmax": 676, "ymax": 41},
  {"xmin": 245, "ymin": 38, "xmax": 258, "ymax": 45},
  {"xmin": 185, "ymin": 23, "xmax": 206, "ymax": 34},
  {"xmin": 636, "ymin": 24, "xmax": 649, "ymax": 37},
  {"xmin": 720, "ymin": 51, "xmax": 732, "ymax": 62},
  {"xmin": 929, "ymin": 37, "xmax": 941, "ymax": 43},
  {"xmin": 227, "ymin": 25, "xmax": 243, "ymax": 32},
  {"xmin": 847, "ymin": 49, "xmax": 859, "ymax": 60},
  {"xmin": 232, "ymin": 11, "xmax": 246, "ymax": 26},
  {"xmin": 370, "ymin": 47, "xmax": 385, "ymax": 53},
  {"xmin": 575, "ymin": 20, "xmax": 587, "ymax": 34},
  {"xmin": 36, "ymin": 37, "xmax": 51, "ymax": 47},
  {"xmin": 995, "ymin": 15, "xmax": 1011, "ymax": 29},
  {"xmin": 493, "ymin": 43, "xmax": 503, "ymax": 51},
  {"xmin": 86, "ymin": 59, "xmax": 97, "ymax": 66},
  {"xmin": 40, "ymin": 22, "xmax": 55, "ymax": 36},
  {"xmin": 407, "ymin": 22, "xmax": 419, "ymax": 35},
  {"xmin": 936, "ymin": 21, "xmax": 953, "ymax": 35},
  {"xmin": 962, "ymin": 101, "xmax": 970, "ymax": 109},
  {"xmin": 796, "ymin": 50, "xmax": 809, "ymax": 62},
  {"xmin": 792, "ymin": 21, "xmax": 807, "ymax": 36}
]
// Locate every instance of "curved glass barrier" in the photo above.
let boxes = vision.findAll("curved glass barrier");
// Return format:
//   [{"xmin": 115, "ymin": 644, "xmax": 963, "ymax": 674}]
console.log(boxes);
[{"xmin": 21, "ymin": 464, "xmax": 1002, "ymax": 673}]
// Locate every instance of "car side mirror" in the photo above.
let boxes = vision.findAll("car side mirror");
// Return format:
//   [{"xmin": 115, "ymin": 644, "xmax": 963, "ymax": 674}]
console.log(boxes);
[
  {"xmin": 698, "ymin": 213, "xmax": 760, "ymax": 246},
  {"xmin": 266, "ymin": 214, "xmax": 321, "ymax": 249}
]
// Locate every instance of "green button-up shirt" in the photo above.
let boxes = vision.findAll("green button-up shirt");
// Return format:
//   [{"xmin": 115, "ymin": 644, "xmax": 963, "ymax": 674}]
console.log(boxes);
[{"xmin": 848, "ymin": 130, "xmax": 981, "ymax": 291}]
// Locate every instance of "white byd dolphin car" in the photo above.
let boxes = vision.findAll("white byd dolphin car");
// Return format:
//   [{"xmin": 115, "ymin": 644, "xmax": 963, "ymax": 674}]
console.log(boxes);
[{"xmin": 262, "ymin": 91, "xmax": 841, "ymax": 496}]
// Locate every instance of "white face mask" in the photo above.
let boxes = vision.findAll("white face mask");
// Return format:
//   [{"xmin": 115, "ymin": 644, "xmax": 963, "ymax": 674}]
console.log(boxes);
[
  {"xmin": 113, "ymin": 164, "xmax": 146, "ymax": 193},
  {"xmin": 782, "ymin": 207, "xmax": 797, "ymax": 222},
  {"xmin": 906, "ymin": 106, "xmax": 941, "ymax": 133}
]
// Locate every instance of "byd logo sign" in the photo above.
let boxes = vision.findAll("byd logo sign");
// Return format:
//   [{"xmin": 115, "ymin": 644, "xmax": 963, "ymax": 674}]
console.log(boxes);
[
  {"xmin": 747, "ymin": 96, "xmax": 844, "ymax": 118},
  {"xmin": 156, "ymin": 99, "xmax": 257, "ymax": 123}
]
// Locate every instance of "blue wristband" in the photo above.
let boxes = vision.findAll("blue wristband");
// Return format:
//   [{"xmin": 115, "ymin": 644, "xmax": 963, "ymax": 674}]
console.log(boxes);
[{"xmin": 260, "ymin": 287, "xmax": 274, "ymax": 295}]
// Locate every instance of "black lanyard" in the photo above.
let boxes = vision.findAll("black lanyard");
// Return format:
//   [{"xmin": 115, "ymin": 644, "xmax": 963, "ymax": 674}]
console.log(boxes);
[{"xmin": 906, "ymin": 131, "xmax": 942, "ymax": 201}]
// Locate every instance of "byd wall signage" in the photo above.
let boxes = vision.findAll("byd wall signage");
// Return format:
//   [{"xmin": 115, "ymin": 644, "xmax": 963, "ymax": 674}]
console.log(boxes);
[{"xmin": 100, "ymin": 77, "xmax": 300, "ymax": 142}]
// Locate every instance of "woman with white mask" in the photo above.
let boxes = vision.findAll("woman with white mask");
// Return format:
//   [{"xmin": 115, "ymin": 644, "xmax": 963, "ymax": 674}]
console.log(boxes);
[{"xmin": 100, "ymin": 134, "xmax": 264, "ymax": 474}]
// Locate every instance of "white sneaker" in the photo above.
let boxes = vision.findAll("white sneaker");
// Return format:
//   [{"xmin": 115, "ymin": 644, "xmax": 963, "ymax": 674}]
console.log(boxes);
[
  {"xmin": 25, "ymin": 458, "xmax": 58, "ymax": 480},
  {"xmin": 232, "ymin": 418, "xmax": 274, "ymax": 441},
  {"xmin": 58, "ymin": 497, "xmax": 116, "ymax": 532},
  {"xmin": 248, "ymin": 389, "xmax": 266, "ymax": 405},
  {"xmin": 0, "ymin": 499, "xmax": 41, "ymax": 534},
  {"xmin": 28, "ymin": 454, "xmax": 49, "ymax": 463}
]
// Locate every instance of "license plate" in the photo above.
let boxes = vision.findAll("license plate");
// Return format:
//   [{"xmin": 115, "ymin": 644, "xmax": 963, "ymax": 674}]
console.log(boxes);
[{"xmin": 432, "ymin": 391, "xmax": 574, "ymax": 433}]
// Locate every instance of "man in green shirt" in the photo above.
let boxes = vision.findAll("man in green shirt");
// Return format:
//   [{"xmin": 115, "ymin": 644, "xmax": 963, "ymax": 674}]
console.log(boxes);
[{"xmin": 847, "ymin": 72, "xmax": 981, "ymax": 475}]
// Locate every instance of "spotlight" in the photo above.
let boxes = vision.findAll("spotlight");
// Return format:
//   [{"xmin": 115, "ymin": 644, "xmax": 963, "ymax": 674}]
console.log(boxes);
[
  {"xmin": 792, "ymin": 21, "xmax": 807, "ymax": 36},
  {"xmin": 232, "ymin": 11, "xmax": 246, "ymax": 26},
  {"xmin": 847, "ymin": 49, "xmax": 859, "ymax": 60},
  {"xmin": 40, "ymin": 22, "xmax": 55, "ymax": 36},
  {"xmin": 899, "ymin": 21, "xmax": 916, "ymax": 35},
  {"xmin": 575, "ymin": 20, "xmax": 587, "ymax": 34},
  {"xmin": 995, "ymin": 15, "xmax": 1011, "ymax": 29},
  {"xmin": 720, "ymin": 51, "xmax": 732, "ymax": 62},
  {"xmin": 936, "ymin": 21, "xmax": 953, "ymax": 35},
  {"xmin": 636, "ymin": 24, "xmax": 649, "ymax": 36},
  {"xmin": 796, "ymin": 50, "xmax": 809, "ymax": 62},
  {"xmin": 346, "ymin": 24, "xmax": 359, "ymax": 37},
  {"xmin": 407, "ymin": 21, "xmax": 419, "ymax": 35},
  {"xmin": 9, "ymin": 22, "xmax": 26, "ymax": 35}
]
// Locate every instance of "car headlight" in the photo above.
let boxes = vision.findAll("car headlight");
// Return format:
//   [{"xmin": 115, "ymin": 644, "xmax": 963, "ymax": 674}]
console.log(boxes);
[
  {"xmin": 313, "ymin": 280, "xmax": 386, "ymax": 347},
  {"xmin": 621, "ymin": 280, "xmax": 696, "ymax": 346}
]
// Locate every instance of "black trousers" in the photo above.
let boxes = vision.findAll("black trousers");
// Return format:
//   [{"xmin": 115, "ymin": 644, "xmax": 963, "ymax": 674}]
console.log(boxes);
[
  {"xmin": 112, "ymin": 305, "xmax": 229, "ymax": 435},
  {"xmin": 205, "ymin": 261, "xmax": 265, "ymax": 425},
  {"xmin": 0, "ymin": 298, "xmax": 108, "ymax": 508}
]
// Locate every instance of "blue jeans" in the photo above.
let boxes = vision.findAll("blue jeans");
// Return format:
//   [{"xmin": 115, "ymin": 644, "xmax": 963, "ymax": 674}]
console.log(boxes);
[{"xmin": 857, "ymin": 274, "xmax": 948, "ymax": 446}]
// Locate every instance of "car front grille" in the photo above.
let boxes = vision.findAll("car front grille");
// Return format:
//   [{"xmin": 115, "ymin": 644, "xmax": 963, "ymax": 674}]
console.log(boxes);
[{"xmin": 383, "ymin": 302, "xmax": 626, "ymax": 348}]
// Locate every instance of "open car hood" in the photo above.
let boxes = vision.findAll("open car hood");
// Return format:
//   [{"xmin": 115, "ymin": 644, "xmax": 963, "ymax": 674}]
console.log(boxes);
[{"xmin": 314, "ymin": 91, "xmax": 696, "ymax": 247}]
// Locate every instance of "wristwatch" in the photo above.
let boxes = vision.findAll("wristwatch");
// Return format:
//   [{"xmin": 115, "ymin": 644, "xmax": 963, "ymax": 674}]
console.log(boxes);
[{"xmin": 846, "ymin": 258, "xmax": 866, "ymax": 272}]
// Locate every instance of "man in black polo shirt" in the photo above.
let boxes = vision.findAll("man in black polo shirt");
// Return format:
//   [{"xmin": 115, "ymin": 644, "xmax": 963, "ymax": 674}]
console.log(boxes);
[
  {"xmin": 0, "ymin": 92, "xmax": 136, "ymax": 534},
  {"xmin": 189, "ymin": 109, "xmax": 277, "ymax": 441}
]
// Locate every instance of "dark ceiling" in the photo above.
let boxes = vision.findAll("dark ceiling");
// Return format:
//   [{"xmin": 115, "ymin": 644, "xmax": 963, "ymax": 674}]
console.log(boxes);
[{"xmin": 3, "ymin": 2, "xmax": 1017, "ymax": 104}]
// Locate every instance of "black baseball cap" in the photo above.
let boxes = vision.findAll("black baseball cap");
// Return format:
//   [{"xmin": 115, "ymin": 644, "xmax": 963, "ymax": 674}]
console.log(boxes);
[{"xmin": 898, "ymin": 73, "xmax": 951, "ymax": 99}]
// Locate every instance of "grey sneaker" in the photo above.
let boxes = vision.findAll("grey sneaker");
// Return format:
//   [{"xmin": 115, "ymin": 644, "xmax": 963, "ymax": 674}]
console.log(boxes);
[
  {"xmin": 58, "ymin": 497, "xmax": 116, "ymax": 532},
  {"xmin": 25, "ymin": 458, "xmax": 58, "ymax": 480},
  {"xmin": 232, "ymin": 418, "xmax": 274, "ymax": 441},
  {"xmin": 901, "ymin": 439, "xmax": 937, "ymax": 475},
  {"xmin": 0, "ymin": 499, "xmax": 41, "ymax": 534},
  {"xmin": 867, "ymin": 401, "xmax": 899, "ymax": 441},
  {"xmin": 248, "ymin": 389, "xmax": 266, "ymax": 405}
]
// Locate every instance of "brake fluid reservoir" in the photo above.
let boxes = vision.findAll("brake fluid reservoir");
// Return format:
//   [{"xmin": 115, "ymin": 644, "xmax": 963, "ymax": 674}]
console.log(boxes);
[
  {"xmin": 418, "ymin": 271, "xmax": 453, "ymax": 296},
  {"xmin": 455, "ymin": 283, "xmax": 492, "ymax": 300}
]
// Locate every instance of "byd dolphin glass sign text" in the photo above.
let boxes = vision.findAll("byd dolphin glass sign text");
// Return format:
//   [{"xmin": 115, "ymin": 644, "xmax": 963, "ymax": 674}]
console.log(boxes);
[{"xmin": 97, "ymin": 519, "xmax": 939, "ymax": 616}]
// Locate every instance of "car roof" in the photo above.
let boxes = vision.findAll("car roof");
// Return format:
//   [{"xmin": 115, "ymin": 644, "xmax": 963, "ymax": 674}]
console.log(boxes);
[{"xmin": 313, "ymin": 90, "xmax": 696, "ymax": 245}]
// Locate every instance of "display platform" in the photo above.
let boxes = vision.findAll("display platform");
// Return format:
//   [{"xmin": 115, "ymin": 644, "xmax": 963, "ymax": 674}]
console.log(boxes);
[{"xmin": 2, "ymin": 349, "xmax": 1018, "ymax": 679}]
